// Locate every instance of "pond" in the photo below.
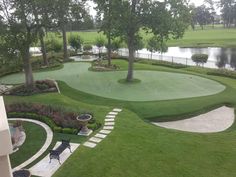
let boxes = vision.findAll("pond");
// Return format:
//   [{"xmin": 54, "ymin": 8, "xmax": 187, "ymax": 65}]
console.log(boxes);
[{"xmin": 118, "ymin": 47, "xmax": 236, "ymax": 70}]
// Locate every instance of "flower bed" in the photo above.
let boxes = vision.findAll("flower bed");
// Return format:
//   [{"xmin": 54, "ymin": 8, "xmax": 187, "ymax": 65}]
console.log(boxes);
[
  {"xmin": 91, "ymin": 60, "xmax": 120, "ymax": 71},
  {"xmin": 6, "ymin": 103, "xmax": 101, "ymax": 134},
  {"xmin": 6, "ymin": 80, "xmax": 58, "ymax": 96}
]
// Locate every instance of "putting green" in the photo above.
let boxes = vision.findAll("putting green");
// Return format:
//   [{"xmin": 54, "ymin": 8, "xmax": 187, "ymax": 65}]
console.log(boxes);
[{"xmin": 0, "ymin": 62, "xmax": 225, "ymax": 101}]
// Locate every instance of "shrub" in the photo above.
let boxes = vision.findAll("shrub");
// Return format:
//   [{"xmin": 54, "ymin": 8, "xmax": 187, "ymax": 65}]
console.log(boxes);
[
  {"xmin": 83, "ymin": 44, "xmax": 93, "ymax": 52},
  {"xmin": 191, "ymin": 54, "xmax": 208, "ymax": 66},
  {"xmin": 68, "ymin": 34, "xmax": 83, "ymax": 53},
  {"xmin": 207, "ymin": 69, "xmax": 236, "ymax": 79},
  {"xmin": 7, "ymin": 112, "xmax": 57, "ymax": 130},
  {"xmin": 53, "ymin": 127, "xmax": 62, "ymax": 133},
  {"xmin": 8, "ymin": 80, "xmax": 57, "ymax": 96},
  {"xmin": 62, "ymin": 128, "xmax": 78, "ymax": 134},
  {"xmin": 45, "ymin": 38, "xmax": 62, "ymax": 53},
  {"xmin": 6, "ymin": 103, "xmax": 98, "ymax": 133}
]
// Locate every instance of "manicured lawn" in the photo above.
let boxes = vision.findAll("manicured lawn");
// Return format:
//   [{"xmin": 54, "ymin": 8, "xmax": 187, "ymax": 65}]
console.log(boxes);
[
  {"xmin": 60, "ymin": 26, "xmax": 236, "ymax": 47},
  {"xmin": 9, "ymin": 121, "xmax": 46, "ymax": 168},
  {"xmin": 0, "ymin": 62, "xmax": 225, "ymax": 101},
  {"xmin": 53, "ymin": 110, "xmax": 236, "ymax": 177},
  {"xmin": 3, "ymin": 59, "xmax": 236, "ymax": 177}
]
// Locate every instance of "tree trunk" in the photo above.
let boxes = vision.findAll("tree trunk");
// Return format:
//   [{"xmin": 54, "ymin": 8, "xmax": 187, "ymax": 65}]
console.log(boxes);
[
  {"xmin": 22, "ymin": 47, "xmax": 34, "ymax": 89},
  {"xmin": 107, "ymin": 0, "xmax": 112, "ymax": 66},
  {"xmin": 126, "ymin": 38, "xmax": 135, "ymax": 82},
  {"xmin": 62, "ymin": 24, "xmax": 68, "ymax": 61},
  {"xmin": 107, "ymin": 31, "xmax": 112, "ymax": 66},
  {"xmin": 39, "ymin": 30, "xmax": 48, "ymax": 66}
]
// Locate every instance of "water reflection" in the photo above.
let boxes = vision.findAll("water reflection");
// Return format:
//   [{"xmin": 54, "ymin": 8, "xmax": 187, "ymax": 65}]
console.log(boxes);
[{"xmin": 134, "ymin": 47, "xmax": 236, "ymax": 70}]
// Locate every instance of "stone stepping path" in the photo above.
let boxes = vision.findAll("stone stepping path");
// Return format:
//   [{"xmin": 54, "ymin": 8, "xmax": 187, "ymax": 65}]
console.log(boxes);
[
  {"xmin": 95, "ymin": 133, "xmax": 107, "ymax": 139},
  {"xmin": 83, "ymin": 108, "xmax": 122, "ymax": 148},
  {"xmin": 105, "ymin": 118, "xmax": 115, "ymax": 122},
  {"xmin": 89, "ymin": 137, "xmax": 102, "ymax": 143},
  {"xmin": 84, "ymin": 141, "xmax": 97, "ymax": 148},
  {"xmin": 105, "ymin": 122, "xmax": 115, "ymax": 126},
  {"xmin": 99, "ymin": 130, "xmax": 111, "ymax": 134},
  {"xmin": 103, "ymin": 126, "xmax": 114, "ymax": 130}
]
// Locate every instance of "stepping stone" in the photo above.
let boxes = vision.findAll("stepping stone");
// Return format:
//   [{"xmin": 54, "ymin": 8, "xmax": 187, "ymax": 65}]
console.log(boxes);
[
  {"xmin": 95, "ymin": 133, "xmax": 107, "ymax": 139},
  {"xmin": 89, "ymin": 137, "xmax": 102, "ymax": 143},
  {"xmin": 84, "ymin": 142, "xmax": 97, "ymax": 148},
  {"xmin": 113, "ymin": 108, "xmax": 122, "ymax": 112},
  {"xmin": 105, "ymin": 122, "xmax": 115, "ymax": 126},
  {"xmin": 99, "ymin": 130, "xmax": 111, "ymax": 134},
  {"xmin": 106, "ymin": 115, "xmax": 116, "ymax": 118},
  {"xmin": 103, "ymin": 126, "xmax": 114, "ymax": 130},
  {"xmin": 105, "ymin": 118, "xmax": 115, "ymax": 122},
  {"xmin": 108, "ymin": 112, "xmax": 118, "ymax": 115}
]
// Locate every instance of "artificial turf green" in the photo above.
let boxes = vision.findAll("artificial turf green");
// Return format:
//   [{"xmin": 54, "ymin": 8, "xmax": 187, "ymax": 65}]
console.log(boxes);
[{"xmin": 0, "ymin": 62, "xmax": 225, "ymax": 101}]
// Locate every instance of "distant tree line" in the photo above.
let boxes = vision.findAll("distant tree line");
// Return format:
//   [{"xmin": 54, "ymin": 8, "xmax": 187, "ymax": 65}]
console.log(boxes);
[{"xmin": 190, "ymin": 0, "xmax": 236, "ymax": 30}]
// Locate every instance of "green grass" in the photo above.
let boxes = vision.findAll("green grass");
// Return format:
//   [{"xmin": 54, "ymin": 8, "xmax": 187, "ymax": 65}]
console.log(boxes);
[
  {"xmin": 0, "ymin": 62, "xmax": 225, "ymax": 101},
  {"xmin": 118, "ymin": 78, "xmax": 141, "ymax": 84},
  {"xmin": 46, "ymin": 26, "xmax": 236, "ymax": 47},
  {"xmin": 10, "ymin": 121, "xmax": 46, "ymax": 168},
  {"xmin": 3, "ymin": 59, "xmax": 236, "ymax": 177},
  {"xmin": 53, "ymin": 110, "xmax": 236, "ymax": 177}
]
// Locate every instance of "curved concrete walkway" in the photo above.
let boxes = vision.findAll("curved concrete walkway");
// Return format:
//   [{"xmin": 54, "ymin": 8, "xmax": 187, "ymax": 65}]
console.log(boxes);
[
  {"xmin": 152, "ymin": 106, "xmax": 235, "ymax": 133},
  {"xmin": 9, "ymin": 118, "xmax": 53, "ymax": 171}
]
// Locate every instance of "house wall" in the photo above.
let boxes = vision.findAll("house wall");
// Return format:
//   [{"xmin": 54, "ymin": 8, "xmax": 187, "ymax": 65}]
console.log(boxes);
[{"xmin": 0, "ymin": 96, "xmax": 13, "ymax": 177}]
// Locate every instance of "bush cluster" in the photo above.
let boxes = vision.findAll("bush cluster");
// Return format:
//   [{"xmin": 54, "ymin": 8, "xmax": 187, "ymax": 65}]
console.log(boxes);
[
  {"xmin": 8, "ymin": 80, "xmax": 57, "ymax": 96},
  {"xmin": 137, "ymin": 59, "xmax": 187, "ymax": 69},
  {"xmin": 6, "ymin": 103, "xmax": 100, "ymax": 134},
  {"xmin": 207, "ymin": 69, "xmax": 236, "ymax": 79},
  {"xmin": 31, "ymin": 56, "xmax": 62, "ymax": 70},
  {"xmin": 91, "ymin": 60, "xmax": 120, "ymax": 71},
  {"xmin": 151, "ymin": 60, "xmax": 187, "ymax": 69},
  {"xmin": 191, "ymin": 54, "xmax": 208, "ymax": 65},
  {"xmin": 83, "ymin": 44, "xmax": 93, "ymax": 51}
]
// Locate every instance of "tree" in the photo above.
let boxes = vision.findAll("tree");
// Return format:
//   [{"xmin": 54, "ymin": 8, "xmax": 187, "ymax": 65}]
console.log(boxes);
[
  {"xmin": 94, "ymin": 0, "xmax": 115, "ymax": 66},
  {"xmin": 134, "ymin": 36, "xmax": 144, "ymax": 59},
  {"xmin": 219, "ymin": 0, "xmax": 236, "ymax": 28},
  {"xmin": 204, "ymin": 0, "xmax": 216, "ymax": 28},
  {"xmin": 31, "ymin": 0, "xmax": 54, "ymax": 66},
  {"xmin": 109, "ymin": 0, "xmax": 190, "ymax": 82},
  {"xmin": 109, "ymin": 38, "xmax": 122, "ymax": 52},
  {"xmin": 53, "ymin": 0, "xmax": 86, "ymax": 61},
  {"xmin": 0, "ymin": 0, "xmax": 44, "ymax": 89},
  {"xmin": 95, "ymin": 36, "xmax": 105, "ymax": 59},
  {"xmin": 68, "ymin": 34, "xmax": 83, "ymax": 53},
  {"xmin": 194, "ymin": 5, "xmax": 212, "ymax": 30},
  {"xmin": 147, "ymin": 36, "xmax": 167, "ymax": 60},
  {"xmin": 189, "ymin": 4, "xmax": 197, "ymax": 30}
]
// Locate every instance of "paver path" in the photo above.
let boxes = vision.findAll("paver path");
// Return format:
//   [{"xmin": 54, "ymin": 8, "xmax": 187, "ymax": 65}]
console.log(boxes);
[
  {"xmin": 29, "ymin": 142, "xmax": 80, "ymax": 177},
  {"xmin": 10, "ymin": 118, "xmax": 53, "ymax": 171},
  {"xmin": 152, "ymin": 106, "xmax": 235, "ymax": 133},
  {"xmin": 83, "ymin": 108, "xmax": 122, "ymax": 148}
]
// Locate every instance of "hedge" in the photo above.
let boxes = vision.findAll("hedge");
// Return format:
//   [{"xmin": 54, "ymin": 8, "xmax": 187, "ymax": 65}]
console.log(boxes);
[{"xmin": 7, "ymin": 112, "xmax": 78, "ymax": 135}]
